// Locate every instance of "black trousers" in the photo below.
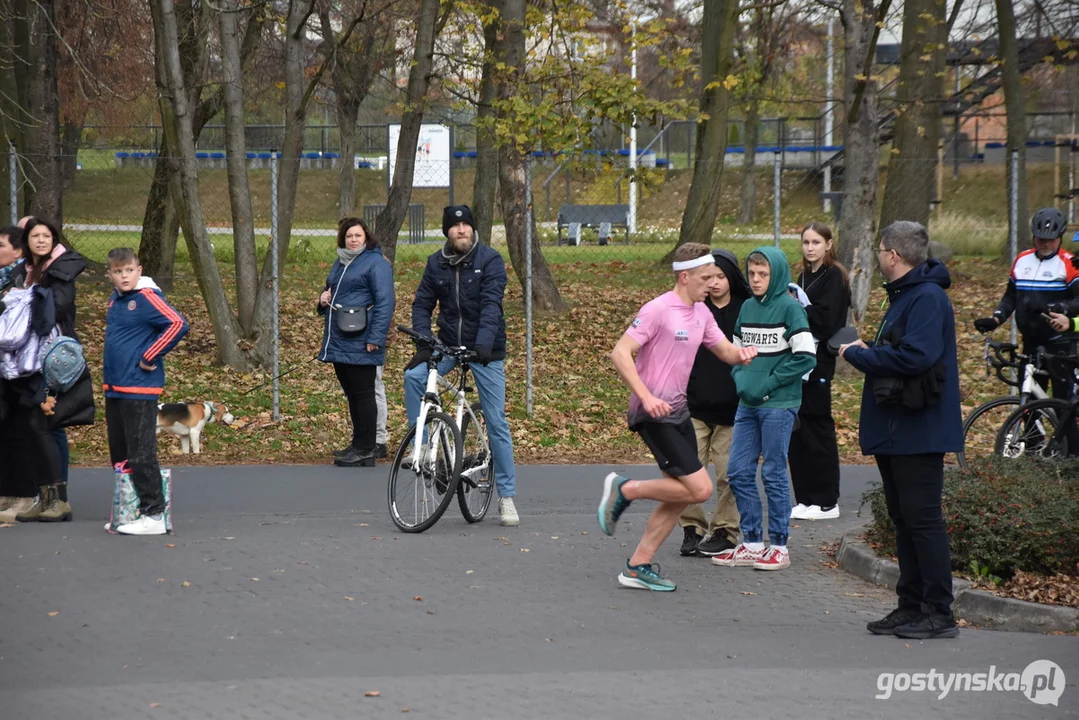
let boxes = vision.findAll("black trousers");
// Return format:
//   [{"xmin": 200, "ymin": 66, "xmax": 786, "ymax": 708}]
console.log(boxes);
[
  {"xmin": 333, "ymin": 363, "xmax": 377, "ymax": 451},
  {"xmin": 876, "ymin": 453, "xmax": 954, "ymax": 618},
  {"xmin": 0, "ymin": 378, "xmax": 62, "ymax": 497},
  {"xmin": 788, "ymin": 378, "xmax": 840, "ymax": 507},
  {"xmin": 1026, "ymin": 338, "xmax": 1079, "ymax": 456},
  {"xmin": 106, "ymin": 397, "xmax": 165, "ymax": 516}
]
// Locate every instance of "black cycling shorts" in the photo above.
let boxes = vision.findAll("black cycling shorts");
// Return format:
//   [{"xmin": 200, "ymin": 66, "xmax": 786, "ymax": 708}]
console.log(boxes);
[{"xmin": 634, "ymin": 419, "xmax": 702, "ymax": 478}]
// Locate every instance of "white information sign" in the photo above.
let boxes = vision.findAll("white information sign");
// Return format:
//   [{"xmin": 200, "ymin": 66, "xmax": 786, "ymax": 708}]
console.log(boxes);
[{"xmin": 387, "ymin": 123, "xmax": 451, "ymax": 188}]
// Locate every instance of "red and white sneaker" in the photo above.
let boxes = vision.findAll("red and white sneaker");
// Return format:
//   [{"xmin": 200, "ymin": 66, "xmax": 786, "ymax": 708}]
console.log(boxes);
[
  {"xmin": 753, "ymin": 546, "xmax": 791, "ymax": 571},
  {"xmin": 711, "ymin": 543, "xmax": 766, "ymax": 567}
]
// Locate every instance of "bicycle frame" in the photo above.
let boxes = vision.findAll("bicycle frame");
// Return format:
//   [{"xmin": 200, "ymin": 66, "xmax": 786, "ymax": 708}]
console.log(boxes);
[
  {"xmin": 409, "ymin": 363, "xmax": 449, "ymax": 471},
  {"xmin": 436, "ymin": 364, "xmax": 491, "ymax": 486}
]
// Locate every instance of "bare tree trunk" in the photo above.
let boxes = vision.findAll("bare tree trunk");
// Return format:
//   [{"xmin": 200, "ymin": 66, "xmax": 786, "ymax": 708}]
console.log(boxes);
[
  {"xmin": 737, "ymin": 99, "xmax": 760, "ymax": 224},
  {"xmin": 151, "ymin": 0, "xmax": 246, "ymax": 368},
  {"xmin": 996, "ymin": 0, "xmax": 1028, "ymax": 252},
  {"xmin": 472, "ymin": 15, "xmax": 500, "ymax": 245},
  {"xmin": 218, "ymin": 0, "xmax": 258, "ymax": 334},
  {"xmin": 375, "ymin": 0, "xmax": 443, "ymax": 263},
  {"xmin": 24, "ymin": 0, "xmax": 62, "ymax": 224},
  {"xmin": 879, "ymin": 0, "xmax": 946, "ymax": 229},
  {"xmin": 493, "ymin": 0, "xmax": 564, "ymax": 312},
  {"xmin": 337, "ymin": 104, "xmax": 359, "ymax": 216},
  {"xmin": 60, "ymin": 117, "xmax": 81, "ymax": 191},
  {"xmin": 838, "ymin": 0, "xmax": 891, "ymax": 322},
  {"xmin": 673, "ymin": 0, "xmax": 739, "ymax": 254}
]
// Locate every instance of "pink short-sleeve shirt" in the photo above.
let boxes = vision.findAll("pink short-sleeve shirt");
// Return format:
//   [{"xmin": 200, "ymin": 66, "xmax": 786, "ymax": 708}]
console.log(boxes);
[{"xmin": 624, "ymin": 291, "xmax": 724, "ymax": 426}]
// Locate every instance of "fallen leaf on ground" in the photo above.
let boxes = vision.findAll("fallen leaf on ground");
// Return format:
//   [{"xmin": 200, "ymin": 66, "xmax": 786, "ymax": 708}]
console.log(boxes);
[
  {"xmin": 47, "ymin": 611, "xmax": 59, "ymax": 617},
  {"xmin": 182, "ymin": 581, "xmax": 191, "ymax": 588},
  {"xmin": 739, "ymin": 591, "xmax": 757, "ymax": 596},
  {"xmin": 520, "ymin": 548, "xmax": 530, "ymax": 553},
  {"xmin": 250, "ymin": 578, "xmax": 260, "ymax": 582},
  {"xmin": 150, "ymin": 703, "xmax": 162, "ymax": 708},
  {"xmin": 413, "ymin": 596, "xmax": 423, "ymax": 601},
  {"xmin": 364, "ymin": 691, "xmax": 380, "ymax": 697},
  {"xmin": 370, "ymin": 536, "xmax": 382, "ymax": 540},
  {"xmin": 844, "ymin": 592, "xmax": 865, "ymax": 597},
  {"xmin": 401, "ymin": 708, "xmax": 410, "ymax": 713},
  {"xmin": 165, "ymin": 543, "xmax": 176, "ymax": 548},
  {"xmin": 344, "ymin": 596, "xmax": 355, "ymax": 601},
  {"xmin": 156, "ymin": 578, "xmax": 166, "ymax": 583}
]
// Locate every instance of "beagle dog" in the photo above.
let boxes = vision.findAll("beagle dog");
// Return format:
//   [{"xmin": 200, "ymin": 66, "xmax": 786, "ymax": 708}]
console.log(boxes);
[{"xmin": 156, "ymin": 401, "xmax": 235, "ymax": 454}]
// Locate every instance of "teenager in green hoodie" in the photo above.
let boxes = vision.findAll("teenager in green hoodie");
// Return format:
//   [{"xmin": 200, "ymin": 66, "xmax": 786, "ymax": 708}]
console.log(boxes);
[{"xmin": 712, "ymin": 246, "xmax": 816, "ymax": 571}]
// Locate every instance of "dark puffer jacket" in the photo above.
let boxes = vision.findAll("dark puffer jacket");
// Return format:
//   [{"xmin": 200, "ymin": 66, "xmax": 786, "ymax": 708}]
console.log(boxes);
[
  {"xmin": 38, "ymin": 248, "xmax": 87, "ymax": 340},
  {"xmin": 843, "ymin": 259, "xmax": 963, "ymax": 455},
  {"xmin": 317, "ymin": 249, "xmax": 395, "ymax": 366},
  {"xmin": 411, "ymin": 242, "xmax": 508, "ymax": 358}
]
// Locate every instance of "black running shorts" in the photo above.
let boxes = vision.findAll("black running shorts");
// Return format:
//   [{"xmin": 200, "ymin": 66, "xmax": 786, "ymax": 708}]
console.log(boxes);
[{"xmin": 634, "ymin": 419, "xmax": 703, "ymax": 478}]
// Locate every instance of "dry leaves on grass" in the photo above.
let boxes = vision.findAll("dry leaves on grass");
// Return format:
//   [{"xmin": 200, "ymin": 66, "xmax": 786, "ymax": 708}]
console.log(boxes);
[{"xmin": 998, "ymin": 570, "xmax": 1079, "ymax": 608}]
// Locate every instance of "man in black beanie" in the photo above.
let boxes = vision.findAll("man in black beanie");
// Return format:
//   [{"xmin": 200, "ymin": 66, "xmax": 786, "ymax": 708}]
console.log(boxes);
[{"xmin": 405, "ymin": 205, "xmax": 520, "ymax": 526}]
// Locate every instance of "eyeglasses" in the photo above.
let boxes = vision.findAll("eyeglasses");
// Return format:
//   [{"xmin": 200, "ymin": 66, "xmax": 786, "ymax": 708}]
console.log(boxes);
[{"xmin": 878, "ymin": 246, "xmax": 896, "ymax": 257}]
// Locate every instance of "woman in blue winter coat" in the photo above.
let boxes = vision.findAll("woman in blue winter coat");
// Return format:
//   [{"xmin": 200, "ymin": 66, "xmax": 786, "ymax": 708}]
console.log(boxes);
[{"xmin": 318, "ymin": 218, "xmax": 395, "ymax": 467}]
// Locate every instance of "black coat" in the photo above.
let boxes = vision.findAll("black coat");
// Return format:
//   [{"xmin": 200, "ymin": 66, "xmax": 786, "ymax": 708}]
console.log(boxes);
[
  {"xmin": 411, "ymin": 243, "xmax": 508, "ymax": 358},
  {"xmin": 37, "ymin": 249, "xmax": 87, "ymax": 340}
]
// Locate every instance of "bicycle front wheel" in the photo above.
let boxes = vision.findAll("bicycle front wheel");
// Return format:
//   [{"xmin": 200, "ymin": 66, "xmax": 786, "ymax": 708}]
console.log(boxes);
[
  {"xmin": 994, "ymin": 398, "xmax": 1071, "ymax": 461},
  {"xmin": 388, "ymin": 410, "xmax": 464, "ymax": 533},
  {"xmin": 958, "ymin": 396, "xmax": 1020, "ymax": 470},
  {"xmin": 457, "ymin": 403, "xmax": 495, "ymax": 523}
]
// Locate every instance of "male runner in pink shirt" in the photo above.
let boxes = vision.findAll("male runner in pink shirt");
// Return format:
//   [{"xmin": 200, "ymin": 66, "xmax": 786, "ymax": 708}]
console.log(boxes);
[{"xmin": 599, "ymin": 242, "xmax": 757, "ymax": 591}]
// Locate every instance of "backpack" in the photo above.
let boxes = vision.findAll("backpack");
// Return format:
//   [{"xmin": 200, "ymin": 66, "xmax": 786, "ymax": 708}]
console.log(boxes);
[{"xmin": 42, "ymin": 335, "xmax": 87, "ymax": 393}]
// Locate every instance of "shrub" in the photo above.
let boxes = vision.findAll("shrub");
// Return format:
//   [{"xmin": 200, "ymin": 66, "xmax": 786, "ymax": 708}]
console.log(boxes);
[{"xmin": 863, "ymin": 456, "xmax": 1079, "ymax": 579}]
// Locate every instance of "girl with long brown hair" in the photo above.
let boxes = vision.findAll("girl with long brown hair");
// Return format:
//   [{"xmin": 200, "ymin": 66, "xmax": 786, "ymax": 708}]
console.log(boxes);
[{"xmin": 789, "ymin": 222, "xmax": 850, "ymax": 521}]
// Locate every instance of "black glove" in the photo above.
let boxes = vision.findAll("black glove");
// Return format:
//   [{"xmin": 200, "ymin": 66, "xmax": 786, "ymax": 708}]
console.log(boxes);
[
  {"xmin": 406, "ymin": 348, "xmax": 433, "ymax": 370},
  {"xmin": 973, "ymin": 317, "xmax": 1000, "ymax": 333},
  {"xmin": 474, "ymin": 346, "xmax": 492, "ymax": 365}
]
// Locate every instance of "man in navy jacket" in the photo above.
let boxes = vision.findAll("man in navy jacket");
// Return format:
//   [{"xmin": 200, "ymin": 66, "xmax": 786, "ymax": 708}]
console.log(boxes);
[
  {"xmin": 840, "ymin": 221, "xmax": 962, "ymax": 640},
  {"xmin": 405, "ymin": 205, "xmax": 519, "ymax": 526}
]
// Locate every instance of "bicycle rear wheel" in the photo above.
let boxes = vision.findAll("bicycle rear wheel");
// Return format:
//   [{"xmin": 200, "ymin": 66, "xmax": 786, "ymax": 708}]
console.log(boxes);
[
  {"xmin": 457, "ymin": 403, "xmax": 494, "ymax": 523},
  {"xmin": 958, "ymin": 396, "xmax": 1020, "ymax": 470},
  {"xmin": 388, "ymin": 410, "xmax": 463, "ymax": 533},
  {"xmin": 994, "ymin": 398, "xmax": 1071, "ymax": 461}
]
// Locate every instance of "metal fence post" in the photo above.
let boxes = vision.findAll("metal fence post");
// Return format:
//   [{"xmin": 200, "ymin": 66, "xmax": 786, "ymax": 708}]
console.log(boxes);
[
  {"xmin": 270, "ymin": 150, "xmax": 281, "ymax": 421},
  {"xmin": 773, "ymin": 150, "xmax": 781, "ymax": 248},
  {"xmin": 1008, "ymin": 149, "xmax": 1018, "ymax": 352},
  {"xmin": 8, "ymin": 141, "xmax": 17, "ymax": 225},
  {"xmin": 525, "ymin": 153, "xmax": 534, "ymax": 418}
]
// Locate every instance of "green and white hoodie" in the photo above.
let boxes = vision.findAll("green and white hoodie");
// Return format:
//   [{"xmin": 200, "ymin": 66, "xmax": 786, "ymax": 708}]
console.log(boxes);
[{"xmin": 731, "ymin": 246, "xmax": 817, "ymax": 409}]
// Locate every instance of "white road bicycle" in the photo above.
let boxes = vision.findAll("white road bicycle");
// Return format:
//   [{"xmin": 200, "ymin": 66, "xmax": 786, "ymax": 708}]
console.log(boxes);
[
  {"xmin": 958, "ymin": 337, "xmax": 1054, "ymax": 469},
  {"xmin": 388, "ymin": 326, "xmax": 495, "ymax": 533}
]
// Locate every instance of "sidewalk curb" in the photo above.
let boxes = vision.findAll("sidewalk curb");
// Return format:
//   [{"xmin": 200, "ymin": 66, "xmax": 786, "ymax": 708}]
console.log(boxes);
[{"xmin": 837, "ymin": 530, "xmax": 1079, "ymax": 634}]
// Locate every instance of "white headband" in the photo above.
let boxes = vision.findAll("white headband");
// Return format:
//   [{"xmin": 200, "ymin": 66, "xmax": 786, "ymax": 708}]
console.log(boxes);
[{"xmin": 672, "ymin": 254, "xmax": 716, "ymax": 272}]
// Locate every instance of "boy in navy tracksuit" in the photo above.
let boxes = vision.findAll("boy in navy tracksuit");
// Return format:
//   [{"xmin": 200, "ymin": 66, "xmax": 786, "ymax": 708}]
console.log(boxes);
[{"xmin": 103, "ymin": 248, "xmax": 188, "ymax": 535}]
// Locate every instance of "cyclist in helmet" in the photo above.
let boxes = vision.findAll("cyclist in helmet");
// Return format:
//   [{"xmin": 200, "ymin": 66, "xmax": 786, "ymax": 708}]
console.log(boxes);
[{"xmin": 975, "ymin": 207, "xmax": 1078, "ymax": 452}]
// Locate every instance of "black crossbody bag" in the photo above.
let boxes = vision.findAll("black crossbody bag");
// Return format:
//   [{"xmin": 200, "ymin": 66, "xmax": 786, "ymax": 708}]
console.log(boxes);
[{"xmin": 329, "ymin": 258, "xmax": 369, "ymax": 334}]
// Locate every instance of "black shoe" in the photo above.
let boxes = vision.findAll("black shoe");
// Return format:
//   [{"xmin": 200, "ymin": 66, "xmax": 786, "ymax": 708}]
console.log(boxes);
[
  {"xmin": 696, "ymin": 531, "xmax": 736, "ymax": 556},
  {"xmin": 334, "ymin": 447, "xmax": 377, "ymax": 467},
  {"xmin": 375, "ymin": 443, "xmax": 388, "ymax": 459},
  {"xmin": 333, "ymin": 444, "xmax": 356, "ymax": 459},
  {"xmin": 894, "ymin": 614, "xmax": 960, "ymax": 640},
  {"xmin": 679, "ymin": 527, "xmax": 702, "ymax": 556},
  {"xmin": 867, "ymin": 608, "xmax": 923, "ymax": 635}
]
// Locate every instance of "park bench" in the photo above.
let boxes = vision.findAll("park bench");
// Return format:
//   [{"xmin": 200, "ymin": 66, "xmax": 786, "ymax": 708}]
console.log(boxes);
[{"xmin": 556, "ymin": 204, "xmax": 630, "ymax": 246}]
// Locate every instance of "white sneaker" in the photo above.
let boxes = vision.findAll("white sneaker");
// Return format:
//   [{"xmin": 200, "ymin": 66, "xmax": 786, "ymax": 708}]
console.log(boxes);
[
  {"xmin": 802, "ymin": 504, "xmax": 840, "ymax": 520},
  {"xmin": 790, "ymin": 503, "xmax": 809, "ymax": 520},
  {"xmin": 116, "ymin": 514, "xmax": 167, "ymax": 536},
  {"xmin": 498, "ymin": 497, "xmax": 520, "ymax": 527}
]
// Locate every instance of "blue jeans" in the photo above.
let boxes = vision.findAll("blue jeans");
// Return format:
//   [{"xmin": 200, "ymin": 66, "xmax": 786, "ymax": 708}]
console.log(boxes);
[
  {"xmin": 404, "ymin": 357, "xmax": 516, "ymax": 498},
  {"xmin": 726, "ymin": 405, "xmax": 798, "ymax": 546}
]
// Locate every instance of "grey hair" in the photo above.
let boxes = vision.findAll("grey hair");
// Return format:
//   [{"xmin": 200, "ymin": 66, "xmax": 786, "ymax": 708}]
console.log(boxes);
[{"xmin": 880, "ymin": 221, "xmax": 929, "ymax": 266}]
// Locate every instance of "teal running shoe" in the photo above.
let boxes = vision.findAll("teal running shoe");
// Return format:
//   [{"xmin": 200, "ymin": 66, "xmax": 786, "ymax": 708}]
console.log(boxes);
[
  {"xmin": 597, "ymin": 472, "xmax": 631, "ymax": 535},
  {"xmin": 618, "ymin": 561, "xmax": 676, "ymax": 592}
]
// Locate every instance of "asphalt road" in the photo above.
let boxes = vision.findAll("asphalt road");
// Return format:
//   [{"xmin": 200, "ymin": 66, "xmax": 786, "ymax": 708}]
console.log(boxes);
[{"xmin": 1, "ymin": 463, "xmax": 1075, "ymax": 720}]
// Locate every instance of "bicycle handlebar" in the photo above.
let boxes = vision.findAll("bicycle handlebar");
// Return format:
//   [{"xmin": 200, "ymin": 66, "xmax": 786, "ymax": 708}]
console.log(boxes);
[{"xmin": 396, "ymin": 325, "xmax": 478, "ymax": 362}]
